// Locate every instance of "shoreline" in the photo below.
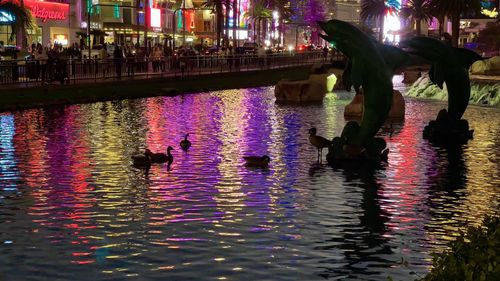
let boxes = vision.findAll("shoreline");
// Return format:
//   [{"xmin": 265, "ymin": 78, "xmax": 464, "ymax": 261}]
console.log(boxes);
[{"xmin": 0, "ymin": 66, "xmax": 312, "ymax": 113}]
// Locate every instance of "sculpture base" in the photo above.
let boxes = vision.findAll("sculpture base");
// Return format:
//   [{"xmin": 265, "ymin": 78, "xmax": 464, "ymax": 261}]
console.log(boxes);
[
  {"xmin": 423, "ymin": 109, "xmax": 474, "ymax": 145},
  {"xmin": 344, "ymin": 89, "xmax": 405, "ymax": 120},
  {"xmin": 326, "ymin": 121, "xmax": 389, "ymax": 167}
]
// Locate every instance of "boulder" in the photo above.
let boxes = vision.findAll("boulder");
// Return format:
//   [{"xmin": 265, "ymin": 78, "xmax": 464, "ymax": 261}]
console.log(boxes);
[
  {"xmin": 344, "ymin": 89, "xmax": 405, "ymax": 119},
  {"xmin": 470, "ymin": 56, "xmax": 500, "ymax": 75},
  {"xmin": 402, "ymin": 70, "xmax": 421, "ymax": 84},
  {"xmin": 275, "ymin": 74, "xmax": 327, "ymax": 103}
]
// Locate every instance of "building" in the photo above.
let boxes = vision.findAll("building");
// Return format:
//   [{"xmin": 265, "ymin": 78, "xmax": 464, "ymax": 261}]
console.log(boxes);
[
  {"xmin": 334, "ymin": 0, "xmax": 360, "ymax": 24},
  {"xmin": 1, "ymin": 0, "xmax": 80, "ymax": 49}
]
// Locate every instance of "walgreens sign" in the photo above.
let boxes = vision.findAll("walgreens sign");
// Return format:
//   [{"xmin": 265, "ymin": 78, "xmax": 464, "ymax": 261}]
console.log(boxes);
[{"xmin": 24, "ymin": 0, "xmax": 69, "ymax": 22}]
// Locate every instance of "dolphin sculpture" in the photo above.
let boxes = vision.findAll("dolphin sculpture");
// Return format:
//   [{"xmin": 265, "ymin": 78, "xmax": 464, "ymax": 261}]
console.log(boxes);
[
  {"xmin": 402, "ymin": 37, "xmax": 482, "ymax": 121},
  {"xmin": 318, "ymin": 19, "xmax": 393, "ymax": 146}
]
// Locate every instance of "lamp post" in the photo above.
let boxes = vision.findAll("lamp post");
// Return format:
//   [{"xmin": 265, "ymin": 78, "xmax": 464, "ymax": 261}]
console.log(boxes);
[{"xmin": 87, "ymin": 3, "xmax": 144, "ymax": 59}]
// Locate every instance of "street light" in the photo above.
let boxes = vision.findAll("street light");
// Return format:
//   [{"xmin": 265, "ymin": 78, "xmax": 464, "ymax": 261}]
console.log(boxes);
[{"xmin": 87, "ymin": 3, "xmax": 144, "ymax": 59}]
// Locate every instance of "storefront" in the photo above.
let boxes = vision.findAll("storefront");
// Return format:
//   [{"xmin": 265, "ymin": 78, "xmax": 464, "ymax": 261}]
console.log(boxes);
[
  {"xmin": 0, "ymin": 9, "xmax": 16, "ymax": 48},
  {"xmin": 24, "ymin": 0, "xmax": 70, "ymax": 47}
]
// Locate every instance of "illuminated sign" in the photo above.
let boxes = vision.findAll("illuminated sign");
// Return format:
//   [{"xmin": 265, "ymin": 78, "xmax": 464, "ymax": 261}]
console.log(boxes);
[
  {"xmin": 481, "ymin": 7, "xmax": 498, "ymax": 18},
  {"xmin": 53, "ymin": 34, "xmax": 68, "ymax": 45},
  {"xmin": 149, "ymin": 8, "xmax": 161, "ymax": 27},
  {"xmin": 0, "ymin": 10, "xmax": 15, "ymax": 24},
  {"xmin": 25, "ymin": 0, "xmax": 69, "ymax": 23}
]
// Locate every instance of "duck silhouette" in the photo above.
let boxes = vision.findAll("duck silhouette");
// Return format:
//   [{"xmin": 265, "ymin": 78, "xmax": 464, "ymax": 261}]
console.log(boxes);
[
  {"xmin": 146, "ymin": 147, "xmax": 174, "ymax": 163},
  {"xmin": 132, "ymin": 151, "xmax": 152, "ymax": 168},
  {"xmin": 309, "ymin": 127, "xmax": 332, "ymax": 162},
  {"xmin": 243, "ymin": 155, "xmax": 271, "ymax": 168},
  {"xmin": 180, "ymin": 133, "xmax": 192, "ymax": 151}
]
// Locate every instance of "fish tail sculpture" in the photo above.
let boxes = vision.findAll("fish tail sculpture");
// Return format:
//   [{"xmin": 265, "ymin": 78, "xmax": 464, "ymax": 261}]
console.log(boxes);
[
  {"xmin": 402, "ymin": 37, "xmax": 482, "ymax": 143},
  {"xmin": 318, "ymin": 20, "xmax": 393, "ymax": 147},
  {"xmin": 318, "ymin": 19, "xmax": 401, "ymax": 164}
]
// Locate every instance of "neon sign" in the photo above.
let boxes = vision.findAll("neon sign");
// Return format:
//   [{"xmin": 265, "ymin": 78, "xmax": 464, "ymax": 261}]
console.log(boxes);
[
  {"xmin": 149, "ymin": 8, "xmax": 161, "ymax": 27},
  {"xmin": 24, "ymin": 0, "xmax": 69, "ymax": 23},
  {"xmin": 0, "ymin": 9, "xmax": 16, "ymax": 24}
]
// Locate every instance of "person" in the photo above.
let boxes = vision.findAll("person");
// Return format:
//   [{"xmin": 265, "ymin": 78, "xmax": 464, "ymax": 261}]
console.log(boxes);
[
  {"xmin": 113, "ymin": 45, "xmax": 124, "ymax": 79},
  {"xmin": 257, "ymin": 45, "xmax": 266, "ymax": 68},
  {"xmin": 126, "ymin": 51, "xmax": 135, "ymax": 77},
  {"xmin": 322, "ymin": 46, "xmax": 328, "ymax": 61},
  {"xmin": 100, "ymin": 44, "xmax": 109, "ymax": 78}
]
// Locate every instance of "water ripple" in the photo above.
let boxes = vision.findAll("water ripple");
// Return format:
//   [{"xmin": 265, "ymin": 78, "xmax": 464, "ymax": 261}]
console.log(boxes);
[{"xmin": 0, "ymin": 88, "xmax": 499, "ymax": 280}]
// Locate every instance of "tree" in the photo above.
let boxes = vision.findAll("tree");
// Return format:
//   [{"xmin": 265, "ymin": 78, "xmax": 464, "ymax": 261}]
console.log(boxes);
[
  {"xmin": 203, "ymin": 0, "xmax": 227, "ymax": 47},
  {"xmin": 0, "ymin": 1, "xmax": 33, "ymax": 44},
  {"xmin": 400, "ymin": 0, "xmax": 432, "ymax": 36},
  {"xmin": 429, "ymin": 0, "xmax": 481, "ymax": 47},
  {"xmin": 274, "ymin": 0, "xmax": 294, "ymax": 47},
  {"xmin": 477, "ymin": 22, "xmax": 500, "ymax": 51},
  {"xmin": 243, "ymin": 1, "xmax": 272, "ymax": 45},
  {"xmin": 361, "ymin": 0, "xmax": 399, "ymax": 42},
  {"xmin": 303, "ymin": 0, "xmax": 326, "ymax": 44}
]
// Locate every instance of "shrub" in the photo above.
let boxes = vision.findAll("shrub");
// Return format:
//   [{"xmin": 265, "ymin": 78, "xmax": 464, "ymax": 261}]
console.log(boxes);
[{"xmin": 420, "ymin": 215, "xmax": 499, "ymax": 281}]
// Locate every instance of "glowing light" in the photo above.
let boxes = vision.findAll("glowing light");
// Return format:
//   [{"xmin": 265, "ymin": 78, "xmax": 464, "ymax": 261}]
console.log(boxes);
[
  {"xmin": 287, "ymin": 45, "xmax": 294, "ymax": 51},
  {"xmin": 149, "ymin": 8, "xmax": 161, "ymax": 27},
  {"xmin": 481, "ymin": 7, "xmax": 498, "ymax": 18},
  {"xmin": 326, "ymin": 74, "xmax": 337, "ymax": 92},
  {"xmin": 264, "ymin": 39, "xmax": 270, "ymax": 47},
  {"xmin": 383, "ymin": 0, "xmax": 401, "ymax": 43}
]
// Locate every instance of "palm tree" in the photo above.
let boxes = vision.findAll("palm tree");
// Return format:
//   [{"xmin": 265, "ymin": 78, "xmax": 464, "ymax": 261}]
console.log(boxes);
[
  {"xmin": 428, "ymin": 0, "xmax": 481, "ymax": 47},
  {"xmin": 243, "ymin": 1, "xmax": 272, "ymax": 45},
  {"xmin": 361, "ymin": 0, "xmax": 399, "ymax": 42},
  {"xmin": 203, "ymin": 0, "xmax": 226, "ymax": 47},
  {"xmin": 400, "ymin": 0, "xmax": 432, "ymax": 36},
  {"xmin": 0, "ymin": 1, "xmax": 33, "ymax": 45},
  {"xmin": 274, "ymin": 0, "xmax": 294, "ymax": 47}
]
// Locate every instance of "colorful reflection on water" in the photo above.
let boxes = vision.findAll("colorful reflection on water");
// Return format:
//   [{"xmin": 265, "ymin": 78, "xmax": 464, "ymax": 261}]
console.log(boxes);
[{"xmin": 0, "ymin": 87, "xmax": 499, "ymax": 280}]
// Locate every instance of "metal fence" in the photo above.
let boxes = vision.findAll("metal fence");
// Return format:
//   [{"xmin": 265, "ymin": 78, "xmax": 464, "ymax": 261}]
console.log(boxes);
[{"xmin": 0, "ymin": 51, "xmax": 332, "ymax": 86}]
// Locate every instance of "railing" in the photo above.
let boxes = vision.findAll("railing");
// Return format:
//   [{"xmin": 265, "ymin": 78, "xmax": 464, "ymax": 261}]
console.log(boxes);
[{"xmin": 0, "ymin": 51, "xmax": 333, "ymax": 86}]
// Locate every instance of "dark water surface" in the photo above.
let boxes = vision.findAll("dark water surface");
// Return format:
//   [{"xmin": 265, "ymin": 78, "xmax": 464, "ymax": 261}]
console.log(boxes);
[{"xmin": 0, "ymin": 87, "xmax": 499, "ymax": 280}]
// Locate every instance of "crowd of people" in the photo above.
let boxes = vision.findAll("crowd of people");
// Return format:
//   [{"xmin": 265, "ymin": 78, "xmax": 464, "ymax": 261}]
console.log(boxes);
[{"xmin": 0, "ymin": 41, "xmax": 325, "ymax": 84}]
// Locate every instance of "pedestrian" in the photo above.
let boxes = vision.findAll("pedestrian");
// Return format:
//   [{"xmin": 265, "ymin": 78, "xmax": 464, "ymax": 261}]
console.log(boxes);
[
  {"xmin": 126, "ymin": 51, "xmax": 135, "ymax": 77},
  {"xmin": 113, "ymin": 45, "xmax": 124, "ymax": 79}
]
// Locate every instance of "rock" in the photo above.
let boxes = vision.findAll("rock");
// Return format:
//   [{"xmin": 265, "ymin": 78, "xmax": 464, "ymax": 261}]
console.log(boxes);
[
  {"xmin": 344, "ymin": 89, "xmax": 405, "ymax": 119},
  {"xmin": 344, "ymin": 94, "xmax": 364, "ymax": 118},
  {"xmin": 402, "ymin": 70, "xmax": 421, "ymax": 84},
  {"xmin": 470, "ymin": 56, "xmax": 500, "ymax": 75},
  {"xmin": 423, "ymin": 109, "xmax": 474, "ymax": 144},
  {"xmin": 275, "ymin": 74, "xmax": 327, "ymax": 103}
]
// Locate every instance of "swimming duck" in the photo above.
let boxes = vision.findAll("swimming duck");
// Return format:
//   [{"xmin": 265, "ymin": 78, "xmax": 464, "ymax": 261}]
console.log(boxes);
[
  {"xmin": 309, "ymin": 127, "xmax": 332, "ymax": 162},
  {"xmin": 243, "ymin": 155, "xmax": 271, "ymax": 168},
  {"xmin": 147, "ymin": 147, "xmax": 174, "ymax": 163},
  {"xmin": 180, "ymin": 133, "xmax": 191, "ymax": 151},
  {"xmin": 132, "ymin": 151, "xmax": 152, "ymax": 168}
]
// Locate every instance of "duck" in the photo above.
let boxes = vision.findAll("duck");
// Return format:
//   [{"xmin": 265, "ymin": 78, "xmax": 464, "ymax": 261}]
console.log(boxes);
[
  {"xmin": 309, "ymin": 127, "xmax": 332, "ymax": 162},
  {"xmin": 132, "ymin": 151, "xmax": 152, "ymax": 168},
  {"xmin": 147, "ymin": 147, "xmax": 174, "ymax": 163},
  {"xmin": 243, "ymin": 155, "xmax": 271, "ymax": 168},
  {"xmin": 180, "ymin": 133, "xmax": 192, "ymax": 151}
]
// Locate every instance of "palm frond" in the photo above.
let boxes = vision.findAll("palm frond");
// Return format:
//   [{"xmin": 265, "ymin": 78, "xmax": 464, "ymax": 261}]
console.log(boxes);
[{"xmin": 0, "ymin": 1, "xmax": 34, "ymax": 37}]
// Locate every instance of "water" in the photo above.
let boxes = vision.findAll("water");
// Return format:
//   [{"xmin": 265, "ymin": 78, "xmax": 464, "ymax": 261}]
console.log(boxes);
[{"xmin": 0, "ymin": 87, "xmax": 499, "ymax": 280}]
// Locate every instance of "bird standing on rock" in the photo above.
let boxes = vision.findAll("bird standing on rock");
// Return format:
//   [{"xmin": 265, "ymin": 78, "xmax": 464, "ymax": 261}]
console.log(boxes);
[
  {"xmin": 180, "ymin": 134, "xmax": 191, "ymax": 151},
  {"xmin": 309, "ymin": 127, "xmax": 332, "ymax": 163}
]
